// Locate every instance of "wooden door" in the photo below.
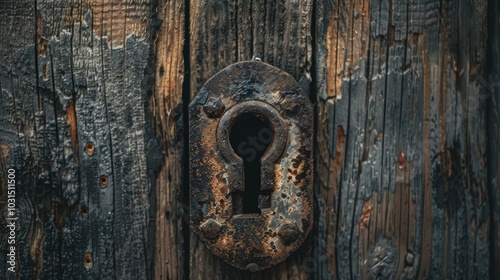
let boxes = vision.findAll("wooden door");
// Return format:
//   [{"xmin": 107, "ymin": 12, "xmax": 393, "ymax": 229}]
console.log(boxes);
[{"xmin": 0, "ymin": 0, "xmax": 499, "ymax": 279}]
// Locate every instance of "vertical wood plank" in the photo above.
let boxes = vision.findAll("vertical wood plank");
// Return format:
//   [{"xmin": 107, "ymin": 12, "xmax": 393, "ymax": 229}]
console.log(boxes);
[
  {"xmin": 0, "ymin": 1, "xmax": 41, "ymax": 278},
  {"xmin": 0, "ymin": 1, "xmax": 154, "ymax": 279},
  {"xmin": 150, "ymin": 0, "xmax": 186, "ymax": 279},
  {"xmin": 315, "ymin": 0, "xmax": 492, "ymax": 279},
  {"xmin": 189, "ymin": 0, "xmax": 313, "ymax": 278},
  {"xmin": 0, "ymin": 1, "xmax": 497, "ymax": 279},
  {"xmin": 487, "ymin": 0, "xmax": 500, "ymax": 278}
]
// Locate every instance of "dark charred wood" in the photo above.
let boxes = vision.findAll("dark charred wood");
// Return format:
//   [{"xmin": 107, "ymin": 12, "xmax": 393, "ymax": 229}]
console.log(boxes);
[{"xmin": 0, "ymin": 0, "xmax": 497, "ymax": 279}]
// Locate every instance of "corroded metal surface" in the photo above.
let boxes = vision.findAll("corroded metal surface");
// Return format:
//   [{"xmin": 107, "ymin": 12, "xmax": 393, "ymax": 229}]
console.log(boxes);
[{"xmin": 189, "ymin": 61, "xmax": 313, "ymax": 271}]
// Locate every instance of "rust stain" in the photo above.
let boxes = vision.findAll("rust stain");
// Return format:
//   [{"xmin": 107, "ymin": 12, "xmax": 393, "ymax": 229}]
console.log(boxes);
[
  {"xmin": 398, "ymin": 151, "xmax": 406, "ymax": 169},
  {"xmin": 335, "ymin": 126, "xmax": 346, "ymax": 170},
  {"xmin": 360, "ymin": 200, "xmax": 372, "ymax": 232},
  {"xmin": 67, "ymin": 100, "xmax": 79, "ymax": 162}
]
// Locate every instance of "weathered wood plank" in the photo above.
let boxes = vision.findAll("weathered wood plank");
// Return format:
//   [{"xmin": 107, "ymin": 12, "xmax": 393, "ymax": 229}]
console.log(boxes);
[
  {"xmin": 189, "ymin": 0, "xmax": 313, "ymax": 278},
  {"xmin": 315, "ymin": 0, "xmax": 492, "ymax": 279},
  {"xmin": 149, "ymin": 0, "xmax": 186, "ymax": 279},
  {"xmin": 0, "ymin": 1, "xmax": 45, "ymax": 279},
  {"xmin": 0, "ymin": 1, "xmax": 498, "ymax": 279},
  {"xmin": 0, "ymin": 1, "xmax": 154, "ymax": 279},
  {"xmin": 487, "ymin": 0, "xmax": 500, "ymax": 278}
]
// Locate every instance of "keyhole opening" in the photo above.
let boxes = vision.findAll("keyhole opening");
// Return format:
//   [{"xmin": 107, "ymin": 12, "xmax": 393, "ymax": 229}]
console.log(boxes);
[{"xmin": 229, "ymin": 113, "xmax": 274, "ymax": 214}]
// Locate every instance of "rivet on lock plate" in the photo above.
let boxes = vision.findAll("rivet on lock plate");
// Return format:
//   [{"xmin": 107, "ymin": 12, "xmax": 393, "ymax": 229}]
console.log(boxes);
[{"xmin": 189, "ymin": 61, "xmax": 313, "ymax": 271}]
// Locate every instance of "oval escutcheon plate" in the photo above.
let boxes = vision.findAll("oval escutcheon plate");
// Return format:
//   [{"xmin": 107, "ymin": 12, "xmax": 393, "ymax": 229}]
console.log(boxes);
[{"xmin": 189, "ymin": 61, "xmax": 313, "ymax": 271}]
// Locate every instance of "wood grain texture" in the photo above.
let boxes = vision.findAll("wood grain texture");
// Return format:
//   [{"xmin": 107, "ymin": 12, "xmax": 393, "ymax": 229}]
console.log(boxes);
[
  {"xmin": 0, "ymin": 0, "xmax": 498, "ymax": 279},
  {"xmin": 315, "ymin": 0, "xmax": 493, "ymax": 279},
  {"xmin": 0, "ymin": 1, "xmax": 154, "ymax": 279},
  {"xmin": 189, "ymin": 0, "xmax": 313, "ymax": 99},
  {"xmin": 188, "ymin": 0, "xmax": 313, "ymax": 279},
  {"xmin": 487, "ymin": 0, "xmax": 500, "ymax": 278},
  {"xmin": 150, "ymin": 0, "xmax": 186, "ymax": 279}
]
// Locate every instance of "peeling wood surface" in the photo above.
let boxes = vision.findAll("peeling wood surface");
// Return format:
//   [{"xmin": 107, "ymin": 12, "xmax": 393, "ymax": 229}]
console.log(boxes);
[
  {"xmin": 315, "ymin": 0, "xmax": 493, "ymax": 279},
  {"xmin": 0, "ymin": 0, "xmax": 153, "ymax": 279},
  {"xmin": 0, "ymin": 0, "xmax": 498, "ymax": 279}
]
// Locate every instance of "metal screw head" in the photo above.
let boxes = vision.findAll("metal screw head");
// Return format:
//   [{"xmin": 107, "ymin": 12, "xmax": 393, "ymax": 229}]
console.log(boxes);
[
  {"xmin": 246, "ymin": 263, "xmax": 259, "ymax": 272},
  {"xmin": 278, "ymin": 222, "xmax": 300, "ymax": 245},
  {"xmin": 200, "ymin": 219, "xmax": 222, "ymax": 240},
  {"xmin": 203, "ymin": 97, "xmax": 225, "ymax": 118}
]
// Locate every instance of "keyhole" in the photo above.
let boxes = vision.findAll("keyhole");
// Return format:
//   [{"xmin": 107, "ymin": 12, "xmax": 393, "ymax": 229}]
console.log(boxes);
[{"xmin": 230, "ymin": 113, "xmax": 274, "ymax": 214}]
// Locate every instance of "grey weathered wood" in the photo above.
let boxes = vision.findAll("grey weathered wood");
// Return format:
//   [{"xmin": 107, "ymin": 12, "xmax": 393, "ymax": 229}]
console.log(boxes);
[
  {"xmin": 487, "ymin": 0, "xmax": 500, "ymax": 278},
  {"xmin": 0, "ymin": 1, "xmax": 154, "ymax": 279},
  {"xmin": 315, "ymin": 0, "xmax": 493, "ymax": 279}
]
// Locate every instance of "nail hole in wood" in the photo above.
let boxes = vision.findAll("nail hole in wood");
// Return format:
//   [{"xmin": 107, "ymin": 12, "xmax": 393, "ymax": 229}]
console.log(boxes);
[
  {"xmin": 84, "ymin": 252, "xmax": 92, "ymax": 270},
  {"xmin": 85, "ymin": 142, "xmax": 95, "ymax": 156},
  {"xmin": 398, "ymin": 151, "xmax": 406, "ymax": 169},
  {"xmin": 81, "ymin": 205, "xmax": 89, "ymax": 218},
  {"xmin": 100, "ymin": 175, "xmax": 108, "ymax": 187}
]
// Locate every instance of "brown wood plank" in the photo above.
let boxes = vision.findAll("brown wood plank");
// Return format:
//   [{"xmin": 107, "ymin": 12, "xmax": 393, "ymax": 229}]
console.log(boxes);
[
  {"xmin": 188, "ymin": 0, "xmax": 313, "ymax": 278},
  {"xmin": 150, "ymin": 0, "xmax": 186, "ymax": 279}
]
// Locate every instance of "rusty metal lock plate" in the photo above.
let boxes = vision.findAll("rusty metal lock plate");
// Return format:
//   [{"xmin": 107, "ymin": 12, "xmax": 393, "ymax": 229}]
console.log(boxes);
[{"xmin": 189, "ymin": 61, "xmax": 313, "ymax": 271}]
